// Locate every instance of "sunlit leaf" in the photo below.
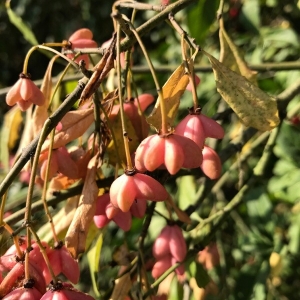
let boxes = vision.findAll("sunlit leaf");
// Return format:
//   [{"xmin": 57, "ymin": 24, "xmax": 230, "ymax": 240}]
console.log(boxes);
[
  {"xmin": 187, "ymin": 260, "xmax": 210, "ymax": 288},
  {"xmin": 5, "ymin": 0, "xmax": 38, "ymax": 45},
  {"xmin": 269, "ymin": 252, "xmax": 282, "ymax": 276},
  {"xmin": 177, "ymin": 175, "xmax": 197, "ymax": 210},
  {"xmin": 240, "ymin": 0, "xmax": 260, "ymax": 33},
  {"xmin": 37, "ymin": 195, "xmax": 79, "ymax": 243},
  {"xmin": 87, "ymin": 231, "xmax": 103, "ymax": 297},
  {"xmin": 1, "ymin": 107, "xmax": 23, "ymax": 172},
  {"xmin": 106, "ymin": 110, "xmax": 139, "ymax": 166},
  {"xmin": 146, "ymin": 63, "xmax": 189, "ymax": 131},
  {"xmin": 288, "ymin": 221, "xmax": 300, "ymax": 254},
  {"xmin": 203, "ymin": 50, "xmax": 279, "ymax": 131},
  {"xmin": 65, "ymin": 154, "xmax": 99, "ymax": 258},
  {"xmin": 219, "ymin": 19, "xmax": 257, "ymax": 85}
]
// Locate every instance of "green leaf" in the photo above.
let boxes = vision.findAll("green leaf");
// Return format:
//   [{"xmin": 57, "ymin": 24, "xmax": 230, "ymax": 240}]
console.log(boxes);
[
  {"xmin": 268, "ymin": 169, "xmax": 300, "ymax": 203},
  {"xmin": 233, "ymin": 259, "xmax": 269, "ymax": 299},
  {"xmin": 245, "ymin": 187, "xmax": 272, "ymax": 221},
  {"xmin": 273, "ymin": 122, "xmax": 300, "ymax": 166},
  {"xmin": 273, "ymin": 159, "xmax": 298, "ymax": 176},
  {"xmin": 186, "ymin": 260, "xmax": 210, "ymax": 288},
  {"xmin": 169, "ymin": 274, "xmax": 184, "ymax": 300},
  {"xmin": 260, "ymin": 27, "xmax": 299, "ymax": 48},
  {"xmin": 240, "ymin": 0, "xmax": 260, "ymax": 33},
  {"xmin": 288, "ymin": 221, "xmax": 300, "ymax": 254},
  {"xmin": 87, "ymin": 231, "xmax": 103, "ymax": 297},
  {"xmin": 187, "ymin": 0, "xmax": 220, "ymax": 44},
  {"xmin": 252, "ymin": 261, "xmax": 269, "ymax": 300},
  {"xmin": 176, "ymin": 175, "xmax": 197, "ymax": 210},
  {"xmin": 6, "ymin": 0, "xmax": 38, "ymax": 45}
]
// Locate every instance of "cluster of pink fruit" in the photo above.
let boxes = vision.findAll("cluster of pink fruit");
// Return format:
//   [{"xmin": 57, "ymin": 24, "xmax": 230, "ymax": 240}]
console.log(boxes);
[
  {"xmin": 152, "ymin": 225, "xmax": 187, "ymax": 279},
  {"xmin": 4, "ymin": 24, "xmax": 225, "ymax": 295},
  {"xmin": 0, "ymin": 238, "xmax": 93, "ymax": 299}
]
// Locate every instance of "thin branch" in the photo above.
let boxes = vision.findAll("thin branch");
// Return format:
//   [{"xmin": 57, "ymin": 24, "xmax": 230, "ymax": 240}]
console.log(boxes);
[
  {"xmin": 4, "ymin": 177, "xmax": 114, "ymax": 227},
  {"xmin": 1, "ymin": 62, "xmax": 300, "ymax": 98}
]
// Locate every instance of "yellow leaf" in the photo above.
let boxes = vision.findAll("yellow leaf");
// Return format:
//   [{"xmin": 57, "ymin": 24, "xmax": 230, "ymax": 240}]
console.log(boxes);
[
  {"xmin": 219, "ymin": 20, "xmax": 257, "ymax": 85},
  {"xmin": 269, "ymin": 252, "xmax": 282, "ymax": 276},
  {"xmin": 203, "ymin": 50, "xmax": 280, "ymax": 131},
  {"xmin": 65, "ymin": 154, "xmax": 99, "ymax": 258},
  {"xmin": 147, "ymin": 63, "xmax": 189, "ymax": 131},
  {"xmin": 106, "ymin": 111, "xmax": 139, "ymax": 166},
  {"xmin": 87, "ymin": 231, "xmax": 103, "ymax": 297},
  {"xmin": 3, "ymin": 106, "xmax": 23, "ymax": 152},
  {"xmin": 1, "ymin": 107, "xmax": 23, "ymax": 172}
]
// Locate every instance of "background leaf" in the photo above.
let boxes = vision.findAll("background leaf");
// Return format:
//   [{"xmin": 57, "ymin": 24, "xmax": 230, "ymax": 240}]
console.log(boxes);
[
  {"xmin": 186, "ymin": 0, "xmax": 220, "ymax": 45},
  {"xmin": 6, "ymin": 0, "xmax": 38, "ymax": 46},
  {"xmin": 87, "ymin": 231, "xmax": 103, "ymax": 297}
]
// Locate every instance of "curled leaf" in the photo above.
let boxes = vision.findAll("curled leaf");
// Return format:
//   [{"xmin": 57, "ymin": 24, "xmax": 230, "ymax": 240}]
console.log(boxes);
[
  {"xmin": 65, "ymin": 154, "xmax": 99, "ymax": 258},
  {"xmin": 33, "ymin": 55, "xmax": 58, "ymax": 136},
  {"xmin": 110, "ymin": 273, "xmax": 132, "ymax": 300},
  {"xmin": 203, "ymin": 50, "xmax": 279, "ymax": 131},
  {"xmin": 147, "ymin": 63, "xmax": 189, "ymax": 131},
  {"xmin": 219, "ymin": 19, "xmax": 257, "ymax": 85},
  {"xmin": 42, "ymin": 108, "xmax": 94, "ymax": 150},
  {"xmin": 166, "ymin": 196, "xmax": 191, "ymax": 224},
  {"xmin": 37, "ymin": 195, "xmax": 79, "ymax": 243}
]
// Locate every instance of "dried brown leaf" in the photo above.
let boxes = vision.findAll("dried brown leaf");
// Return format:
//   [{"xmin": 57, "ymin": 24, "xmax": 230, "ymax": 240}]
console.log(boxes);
[
  {"xmin": 147, "ymin": 63, "xmax": 189, "ymax": 131},
  {"xmin": 110, "ymin": 273, "xmax": 132, "ymax": 300},
  {"xmin": 37, "ymin": 195, "xmax": 79, "ymax": 242},
  {"xmin": 32, "ymin": 55, "xmax": 58, "ymax": 136},
  {"xmin": 203, "ymin": 50, "xmax": 280, "ymax": 131},
  {"xmin": 65, "ymin": 154, "xmax": 99, "ymax": 258},
  {"xmin": 42, "ymin": 108, "xmax": 94, "ymax": 150},
  {"xmin": 166, "ymin": 196, "xmax": 192, "ymax": 224}
]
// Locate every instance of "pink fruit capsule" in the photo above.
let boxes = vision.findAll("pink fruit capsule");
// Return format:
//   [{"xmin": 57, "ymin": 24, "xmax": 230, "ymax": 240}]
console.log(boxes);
[
  {"xmin": 169, "ymin": 225, "xmax": 187, "ymax": 262},
  {"xmin": 199, "ymin": 114, "xmax": 224, "ymax": 139},
  {"xmin": 151, "ymin": 255, "xmax": 172, "ymax": 279},
  {"xmin": 66, "ymin": 28, "xmax": 97, "ymax": 66},
  {"xmin": 200, "ymin": 145, "xmax": 222, "ymax": 180},
  {"xmin": 6, "ymin": 76, "xmax": 45, "ymax": 111},
  {"xmin": 110, "ymin": 172, "xmax": 168, "ymax": 212},
  {"xmin": 186, "ymin": 74, "xmax": 201, "ymax": 91},
  {"xmin": 2, "ymin": 287, "xmax": 42, "ymax": 300},
  {"xmin": 135, "ymin": 134, "xmax": 202, "ymax": 175},
  {"xmin": 152, "ymin": 226, "xmax": 172, "ymax": 259},
  {"xmin": 175, "ymin": 114, "xmax": 206, "ymax": 149}
]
